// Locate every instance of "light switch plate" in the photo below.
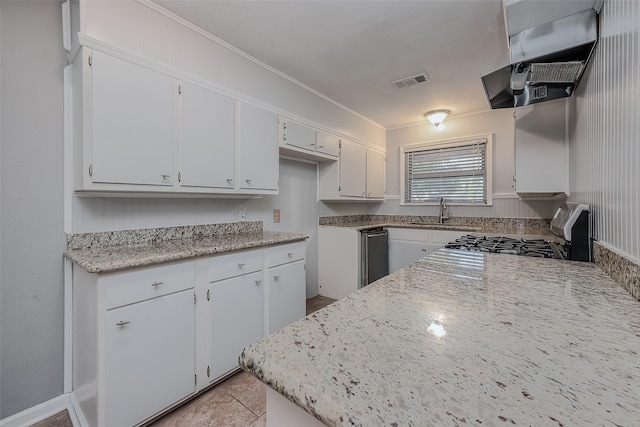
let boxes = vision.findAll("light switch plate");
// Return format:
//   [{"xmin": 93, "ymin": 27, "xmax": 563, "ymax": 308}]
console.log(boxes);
[{"xmin": 273, "ymin": 209, "xmax": 280, "ymax": 223}]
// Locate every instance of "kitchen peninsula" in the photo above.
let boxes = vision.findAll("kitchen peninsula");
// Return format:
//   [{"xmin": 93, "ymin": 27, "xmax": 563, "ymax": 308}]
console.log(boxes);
[{"xmin": 240, "ymin": 249, "xmax": 640, "ymax": 426}]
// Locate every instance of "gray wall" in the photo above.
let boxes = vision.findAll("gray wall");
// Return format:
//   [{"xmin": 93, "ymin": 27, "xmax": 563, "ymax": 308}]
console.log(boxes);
[{"xmin": 0, "ymin": 1, "xmax": 67, "ymax": 418}]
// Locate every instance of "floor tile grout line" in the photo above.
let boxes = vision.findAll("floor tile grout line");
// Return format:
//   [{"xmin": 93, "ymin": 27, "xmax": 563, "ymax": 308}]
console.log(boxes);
[{"xmin": 227, "ymin": 391, "xmax": 264, "ymax": 420}]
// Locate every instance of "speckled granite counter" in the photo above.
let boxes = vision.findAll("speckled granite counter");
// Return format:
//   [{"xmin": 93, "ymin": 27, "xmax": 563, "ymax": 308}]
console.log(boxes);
[
  {"xmin": 319, "ymin": 215, "xmax": 555, "ymax": 237},
  {"xmin": 240, "ymin": 250, "xmax": 640, "ymax": 426},
  {"xmin": 65, "ymin": 229, "xmax": 307, "ymax": 273}
]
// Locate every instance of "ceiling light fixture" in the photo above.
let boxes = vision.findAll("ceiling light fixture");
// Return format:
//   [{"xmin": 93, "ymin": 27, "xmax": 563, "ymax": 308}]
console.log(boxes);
[{"xmin": 424, "ymin": 109, "xmax": 451, "ymax": 128}]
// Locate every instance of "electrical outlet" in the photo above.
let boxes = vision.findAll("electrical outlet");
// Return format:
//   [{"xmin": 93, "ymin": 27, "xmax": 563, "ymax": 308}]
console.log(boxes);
[{"xmin": 273, "ymin": 209, "xmax": 281, "ymax": 223}]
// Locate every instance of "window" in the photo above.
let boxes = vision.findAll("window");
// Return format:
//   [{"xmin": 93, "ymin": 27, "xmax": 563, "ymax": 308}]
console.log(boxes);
[{"xmin": 401, "ymin": 135, "xmax": 492, "ymax": 205}]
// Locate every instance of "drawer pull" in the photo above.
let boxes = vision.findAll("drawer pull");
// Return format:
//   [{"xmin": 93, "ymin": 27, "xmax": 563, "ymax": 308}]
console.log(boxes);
[
  {"xmin": 274, "ymin": 275, "xmax": 281, "ymax": 281},
  {"xmin": 116, "ymin": 321, "xmax": 130, "ymax": 327},
  {"xmin": 287, "ymin": 252, "xmax": 294, "ymax": 257},
  {"xmin": 255, "ymin": 280, "xmax": 262, "ymax": 286},
  {"xmin": 421, "ymin": 249, "xmax": 427, "ymax": 252},
  {"xmin": 238, "ymin": 263, "xmax": 245, "ymax": 268},
  {"xmin": 151, "ymin": 281, "xmax": 163, "ymax": 287}
]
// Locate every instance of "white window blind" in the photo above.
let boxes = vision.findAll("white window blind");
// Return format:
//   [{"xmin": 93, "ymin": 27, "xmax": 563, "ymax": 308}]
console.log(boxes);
[{"xmin": 404, "ymin": 138, "xmax": 487, "ymax": 203}]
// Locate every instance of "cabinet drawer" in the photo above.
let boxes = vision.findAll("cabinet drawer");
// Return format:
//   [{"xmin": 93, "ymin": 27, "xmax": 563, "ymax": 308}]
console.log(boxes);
[
  {"xmin": 267, "ymin": 242, "xmax": 305, "ymax": 268},
  {"xmin": 105, "ymin": 262, "xmax": 194, "ymax": 310},
  {"xmin": 209, "ymin": 249, "xmax": 263, "ymax": 282},
  {"xmin": 387, "ymin": 228, "xmax": 430, "ymax": 242}
]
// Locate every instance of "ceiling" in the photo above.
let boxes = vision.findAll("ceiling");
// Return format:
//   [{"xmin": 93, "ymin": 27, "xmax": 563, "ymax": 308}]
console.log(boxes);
[{"xmin": 154, "ymin": 0, "xmax": 508, "ymax": 129}]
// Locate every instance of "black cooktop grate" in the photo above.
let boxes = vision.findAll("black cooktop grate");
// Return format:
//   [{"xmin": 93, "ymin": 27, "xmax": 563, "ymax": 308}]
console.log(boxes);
[{"xmin": 444, "ymin": 235, "xmax": 559, "ymax": 258}]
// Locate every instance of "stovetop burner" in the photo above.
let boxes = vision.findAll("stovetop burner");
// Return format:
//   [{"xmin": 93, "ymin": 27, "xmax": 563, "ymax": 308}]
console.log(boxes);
[{"xmin": 444, "ymin": 235, "xmax": 562, "ymax": 259}]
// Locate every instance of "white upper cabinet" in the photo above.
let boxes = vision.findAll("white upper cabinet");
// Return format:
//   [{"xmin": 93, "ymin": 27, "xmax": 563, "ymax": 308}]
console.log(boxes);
[
  {"xmin": 514, "ymin": 101, "xmax": 567, "ymax": 198},
  {"xmin": 72, "ymin": 48, "xmax": 279, "ymax": 195},
  {"xmin": 339, "ymin": 139, "xmax": 367, "ymax": 198},
  {"xmin": 90, "ymin": 51, "xmax": 175, "ymax": 186},
  {"xmin": 366, "ymin": 149, "xmax": 385, "ymax": 198},
  {"xmin": 319, "ymin": 138, "xmax": 385, "ymax": 201},
  {"xmin": 178, "ymin": 81, "xmax": 235, "ymax": 189},
  {"xmin": 281, "ymin": 118, "xmax": 316, "ymax": 152},
  {"xmin": 278, "ymin": 117, "xmax": 340, "ymax": 162},
  {"xmin": 239, "ymin": 102, "xmax": 279, "ymax": 191},
  {"xmin": 315, "ymin": 131, "xmax": 340, "ymax": 157}
]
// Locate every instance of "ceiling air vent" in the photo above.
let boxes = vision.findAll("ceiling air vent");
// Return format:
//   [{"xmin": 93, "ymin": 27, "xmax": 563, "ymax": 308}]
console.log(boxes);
[{"xmin": 390, "ymin": 72, "xmax": 431, "ymax": 89}]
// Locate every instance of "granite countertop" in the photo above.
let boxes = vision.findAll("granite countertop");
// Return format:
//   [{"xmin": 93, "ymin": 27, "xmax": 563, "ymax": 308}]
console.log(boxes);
[
  {"xmin": 240, "ymin": 250, "xmax": 640, "ymax": 426},
  {"xmin": 65, "ymin": 230, "xmax": 308, "ymax": 273},
  {"xmin": 319, "ymin": 215, "xmax": 557, "ymax": 238}
]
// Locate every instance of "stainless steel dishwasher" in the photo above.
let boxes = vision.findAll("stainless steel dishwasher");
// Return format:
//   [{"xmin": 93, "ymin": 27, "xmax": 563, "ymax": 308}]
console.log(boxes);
[{"xmin": 360, "ymin": 227, "xmax": 389, "ymax": 288}]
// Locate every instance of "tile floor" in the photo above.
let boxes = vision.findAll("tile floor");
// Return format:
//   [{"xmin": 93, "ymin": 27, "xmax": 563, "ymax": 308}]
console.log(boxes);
[{"xmin": 31, "ymin": 295, "xmax": 335, "ymax": 427}]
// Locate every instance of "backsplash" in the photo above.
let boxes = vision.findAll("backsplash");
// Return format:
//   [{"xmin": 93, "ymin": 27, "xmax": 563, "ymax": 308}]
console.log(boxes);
[
  {"xmin": 67, "ymin": 221, "xmax": 262, "ymax": 250},
  {"xmin": 594, "ymin": 241, "xmax": 640, "ymax": 302},
  {"xmin": 320, "ymin": 215, "xmax": 552, "ymax": 235}
]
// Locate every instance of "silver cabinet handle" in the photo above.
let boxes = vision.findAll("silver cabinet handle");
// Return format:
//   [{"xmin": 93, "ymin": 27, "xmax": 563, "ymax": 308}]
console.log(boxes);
[
  {"xmin": 245, "ymin": 179, "xmax": 252, "ymax": 184},
  {"xmin": 283, "ymin": 135, "xmax": 287, "ymax": 141},
  {"xmin": 255, "ymin": 280, "xmax": 262, "ymax": 285},
  {"xmin": 367, "ymin": 192, "xmax": 372, "ymax": 196},
  {"xmin": 238, "ymin": 263, "xmax": 245, "ymax": 268},
  {"xmin": 116, "ymin": 321, "xmax": 130, "ymax": 327},
  {"xmin": 274, "ymin": 275, "xmax": 280, "ymax": 281},
  {"xmin": 309, "ymin": 143, "xmax": 315, "ymax": 147},
  {"xmin": 283, "ymin": 122, "xmax": 287, "ymax": 130},
  {"xmin": 421, "ymin": 249, "xmax": 427, "ymax": 252},
  {"xmin": 161, "ymin": 174, "xmax": 170, "ymax": 179},
  {"xmin": 151, "ymin": 281, "xmax": 163, "ymax": 287},
  {"xmin": 287, "ymin": 252, "xmax": 294, "ymax": 257},
  {"xmin": 317, "ymin": 145, "xmax": 324, "ymax": 149},
  {"xmin": 226, "ymin": 178, "xmax": 233, "ymax": 184}
]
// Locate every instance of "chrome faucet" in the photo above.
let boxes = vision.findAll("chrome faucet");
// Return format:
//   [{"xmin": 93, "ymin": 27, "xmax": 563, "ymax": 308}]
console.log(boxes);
[{"xmin": 439, "ymin": 197, "xmax": 449, "ymax": 224}]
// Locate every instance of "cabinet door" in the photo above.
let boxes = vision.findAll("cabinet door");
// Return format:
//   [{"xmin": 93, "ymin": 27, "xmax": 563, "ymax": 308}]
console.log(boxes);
[
  {"xmin": 209, "ymin": 271, "xmax": 263, "ymax": 381},
  {"xmin": 284, "ymin": 119, "xmax": 316, "ymax": 152},
  {"xmin": 179, "ymin": 82, "xmax": 235, "ymax": 189},
  {"xmin": 388, "ymin": 240, "xmax": 430, "ymax": 273},
  {"xmin": 91, "ymin": 51, "xmax": 174, "ymax": 186},
  {"xmin": 268, "ymin": 260, "xmax": 306, "ymax": 334},
  {"xmin": 315, "ymin": 132, "xmax": 340, "ymax": 157},
  {"xmin": 339, "ymin": 139, "xmax": 367, "ymax": 198},
  {"xmin": 366, "ymin": 149, "xmax": 385, "ymax": 198},
  {"xmin": 105, "ymin": 289, "xmax": 195, "ymax": 427},
  {"xmin": 239, "ymin": 103, "xmax": 278, "ymax": 191}
]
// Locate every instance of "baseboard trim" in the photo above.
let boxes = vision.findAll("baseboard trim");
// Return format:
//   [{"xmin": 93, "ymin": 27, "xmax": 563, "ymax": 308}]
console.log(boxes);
[
  {"xmin": 0, "ymin": 394, "xmax": 77, "ymax": 427},
  {"xmin": 0, "ymin": 394, "xmax": 71, "ymax": 427}
]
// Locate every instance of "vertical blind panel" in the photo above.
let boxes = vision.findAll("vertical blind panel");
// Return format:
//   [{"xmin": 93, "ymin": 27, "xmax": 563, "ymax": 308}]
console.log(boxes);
[{"xmin": 405, "ymin": 140, "xmax": 487, "ymax": 203}]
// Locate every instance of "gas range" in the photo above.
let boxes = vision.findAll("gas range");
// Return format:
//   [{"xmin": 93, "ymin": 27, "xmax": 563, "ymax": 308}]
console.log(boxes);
[
  {"xmin": 443, "ymin": 203, "xmax": 591, "ymax": 262},
  {"xmin": 444, "ymin": 235, "xmax": 563, "ymax": 259}
]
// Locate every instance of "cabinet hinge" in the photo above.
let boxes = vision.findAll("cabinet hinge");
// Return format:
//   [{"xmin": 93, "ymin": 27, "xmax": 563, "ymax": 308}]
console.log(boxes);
[
  {"xmin": 207, "ymin": 289, "xmax": 210, "ymax": 301},
  {"xmin": 194, "ymin": 294, "xmax": 196, "ymax": 304},
  {"xmin": 88, "ymin": 55, "xmax": 92, "ymax": 67},
  {"xmin": 207, "ymin": 366, "xmax": 210, "ymax": 378},
  {"xmin": 338, "ymin": 185, "xmax": 341, "ymax": 192},
  {"xmin": 195, "ymin": 374, "xmax": 197, "ymax": 385},
  {"xmin": 339, "ymin": 141, "xmax": 342, "ymax": 149},
  {"xmin": 178, "ymin": 84, "xmax": 182, "ymax": 95},
  {"xmin": 88, "ymin": 164, "xmax": 93, "ymax": 177},
  {"xmin": 178, "ymin": 172, "xmax": 181, "ymax": 182}
]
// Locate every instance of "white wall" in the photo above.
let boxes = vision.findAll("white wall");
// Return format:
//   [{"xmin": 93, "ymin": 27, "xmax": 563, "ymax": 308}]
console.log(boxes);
[
  {"xmin": 568, "ymin": 0, "xmax": 640, "ymax": 261},
  {"xmin": 384, "ymin": 108, "xmax": 561, "ymax": 219},
  {"xmin": 0, "ymin": 1, "xmax": 67, "ymax": 418}
]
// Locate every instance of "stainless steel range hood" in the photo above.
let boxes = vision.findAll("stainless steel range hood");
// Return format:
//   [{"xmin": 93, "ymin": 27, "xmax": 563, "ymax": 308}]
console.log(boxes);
[{"xmin": 481, "ymin": 9, "xmax": 598, "ymax": 109}]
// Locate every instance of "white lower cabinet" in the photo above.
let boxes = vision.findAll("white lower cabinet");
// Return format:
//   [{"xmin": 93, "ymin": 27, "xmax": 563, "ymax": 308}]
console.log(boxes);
[
  {"xmin": 72, "ymin": 261, "xmax": 196, "ymax": 427},
  {"xmin": 72, "ymin": 242, "xmax": 306, "ymax": 427},
  {"xmin": 105, "ymin": 290, "xmax": 195, "ymax": 427},
  {"xmin": 266, "ymin": 242, "xmax": 307, "ymax": 334},
  {"xmin": 208, "ymin": 251, "xmax": 263, "ymax": 381},
  {"xmin": 268, "ymin": 260, "xmax": 306, "ymax": 334},
  {"xmin": 388, "ymin": 240, "xmax": 430, "ymax": 273},
  {"xmin": 388, "ymin": 228, "xmax": 466, "ymax": 273}
]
